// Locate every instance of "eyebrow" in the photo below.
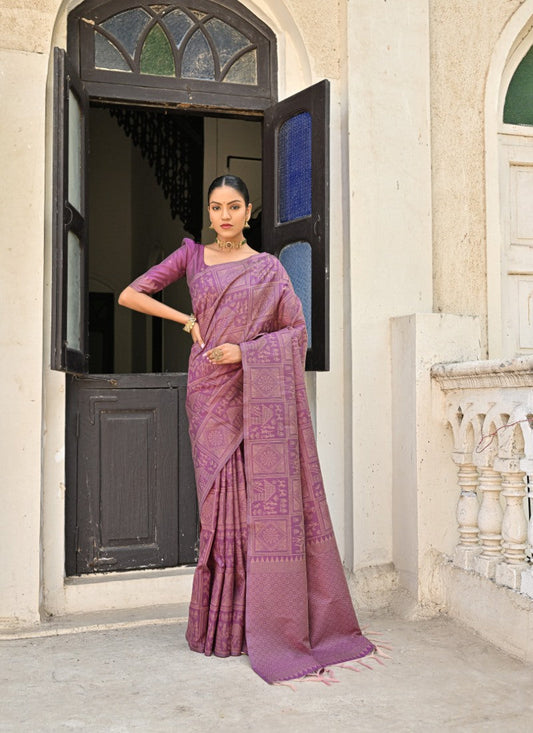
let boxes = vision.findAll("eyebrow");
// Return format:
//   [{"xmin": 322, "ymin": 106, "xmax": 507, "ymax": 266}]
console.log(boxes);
[{"xmin": 209, "ymin": 199, "xmax": 243, "ymax": 205}]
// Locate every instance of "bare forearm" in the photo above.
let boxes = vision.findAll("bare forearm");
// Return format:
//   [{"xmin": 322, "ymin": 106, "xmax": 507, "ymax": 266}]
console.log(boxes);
[{"xmin": 118, "ymin": 286, "xmax": 189, "ymax": 325}]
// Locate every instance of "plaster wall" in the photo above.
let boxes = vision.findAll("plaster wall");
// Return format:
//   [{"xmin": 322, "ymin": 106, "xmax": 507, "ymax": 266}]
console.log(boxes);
[
  {"xmin": 429, "ymin": 0, "xmax": 523, "ymax": 354},
  {"xmin": 0, "ymin": 48, "xmax": 48, "ymax": 623},
  {"xmin": 346, "ymin": 0, "xmax": 433, "ymax": 570}
]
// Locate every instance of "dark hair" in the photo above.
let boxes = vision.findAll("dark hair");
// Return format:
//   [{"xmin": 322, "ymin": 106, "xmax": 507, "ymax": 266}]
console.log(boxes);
[{"xmin": 207, "ymin": 175, "xmax": 250, "ymax": 206}]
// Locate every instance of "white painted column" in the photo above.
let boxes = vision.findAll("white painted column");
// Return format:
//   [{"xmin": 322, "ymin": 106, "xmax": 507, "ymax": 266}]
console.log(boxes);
[
  {"xmin": 346, "ymin": 0, "xmax": 433, "ymax": 572},
  {"xmin": 0, "ymin": 49, "xmax": 48, "ymax": 624}
]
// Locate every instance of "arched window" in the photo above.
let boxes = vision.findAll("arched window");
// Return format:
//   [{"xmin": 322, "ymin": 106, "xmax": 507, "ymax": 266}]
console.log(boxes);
[
  {"xmin": 504, "ymin": 45, "xmax": 533, "ymax": 125},
  {"xmin": 68, "ymin": 0, "xmax": 277, "ymax": 108},
  {"xmin": 498, "ymin": 38, "xmax": 533, "ymax": 356}
]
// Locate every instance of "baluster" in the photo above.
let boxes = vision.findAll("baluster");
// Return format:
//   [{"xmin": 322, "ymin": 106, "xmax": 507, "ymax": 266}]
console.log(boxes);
[
  {"xmin": 494, "ymin": 459, "xmax": 528, "ymax": 589},
  {"xmin": 473, "ymin": 466, "xmax": 503, "ymax": 578},
  {"xmin": 520, "ymin": 488, "xmax": 533, "ymax": 597},
  {"xmin": 452, "ymin": 454, "xmax": 480, "ymax": 570}
]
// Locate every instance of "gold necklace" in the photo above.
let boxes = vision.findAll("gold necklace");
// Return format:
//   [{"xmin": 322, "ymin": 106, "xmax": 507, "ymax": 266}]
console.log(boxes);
[{"xmin": 215, "ymin": 236, "xmax": 247, "ymax": 250}]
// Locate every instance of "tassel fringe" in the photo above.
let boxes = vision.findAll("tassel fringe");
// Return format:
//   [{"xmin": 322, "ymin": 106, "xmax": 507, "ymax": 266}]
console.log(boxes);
[{"xmin": 273, "ymin": 629, "xmax": 392, "ymax": 691}]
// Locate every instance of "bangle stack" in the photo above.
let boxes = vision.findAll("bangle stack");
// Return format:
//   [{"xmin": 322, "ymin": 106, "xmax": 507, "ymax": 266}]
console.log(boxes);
[{"xmin": 183, "ymin": 315, "xmax": 197, "ymax": 333}]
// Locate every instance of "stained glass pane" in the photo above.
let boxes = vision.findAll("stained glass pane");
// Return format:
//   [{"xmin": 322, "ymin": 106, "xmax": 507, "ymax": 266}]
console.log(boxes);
[
  {"xmin": 66, "ymin": 231, "xmax": 82, "ymax": 351},
  {"xmin": 280, "ymin": 242, "xmax": 312, "ymax": 345},
  {"xmin": 95, "ymin": 33, "xmax": 131, "ymax": 72},
  {"xmin": 278, "ymin": 113, "xmax": 312, "ymax": 223},
  {"xmin": 224, "ymin": 49, "xmax": 257, "ymax": 86},
  {"xmin": 163, "ymin": 9, "xmax": 194, "ymax": 48},
  {"xmin": 68, "ymin": 89, "xmax": 82, "ymax": 213},
  {"xmin": 182, "ymin": 29, "xmax": 215, "ymax": 80},
  {"xmin": 101, "ymin": 9, "xmax": 151, "ymax": 58},
  {"xmin": 504, "ymin": 45, "xmax": 533, "ymax": 126},
  {"xmin": 140, "ymin": 24, "xmax": 176, "ymax": 76},
  {"xmin": 205, "ymin": 18, "xmax": 249, "ymax": 68}
]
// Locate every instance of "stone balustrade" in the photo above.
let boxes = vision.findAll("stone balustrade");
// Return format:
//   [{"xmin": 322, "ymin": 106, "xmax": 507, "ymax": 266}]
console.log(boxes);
[{"xmin": 431, "ymin": 355, "xmax": 533, "ymax": 597}]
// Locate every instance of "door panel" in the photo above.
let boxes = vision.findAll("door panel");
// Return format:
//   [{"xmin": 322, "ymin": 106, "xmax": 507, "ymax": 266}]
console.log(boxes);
[
  {"xmin": 52, "ymin": 48, "xmax": 90, "ymax": 373},
  {"xmin": 263, "ymin": 80, "xmax": 330, "ymax": 371},
  {"xmin": 66, "ymin": 375, "xmax": 198, "ymax": 574}
]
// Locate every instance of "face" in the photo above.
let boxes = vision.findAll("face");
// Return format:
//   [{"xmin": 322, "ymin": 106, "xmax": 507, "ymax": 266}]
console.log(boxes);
[{"xmin": 208, "ymin": 185, "xmax": 252, "ymax": 239}]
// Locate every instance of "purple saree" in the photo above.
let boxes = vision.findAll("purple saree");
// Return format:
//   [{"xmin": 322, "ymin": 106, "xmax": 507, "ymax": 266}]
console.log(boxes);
[{"xmin": 130, "ymin": 238, "xmax": 374, "ymax": 683}]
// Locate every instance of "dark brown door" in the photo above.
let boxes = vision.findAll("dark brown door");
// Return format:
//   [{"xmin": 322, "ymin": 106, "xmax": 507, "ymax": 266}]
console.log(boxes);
[{"xmin": 65, "ymin": 374, "xmax": 198, "ymax": 574}]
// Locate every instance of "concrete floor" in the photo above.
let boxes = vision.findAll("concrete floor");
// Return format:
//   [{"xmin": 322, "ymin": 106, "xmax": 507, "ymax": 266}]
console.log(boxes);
[{"xmin": 1, "ymin": 606, "xmax": 531, "ymax": 733}]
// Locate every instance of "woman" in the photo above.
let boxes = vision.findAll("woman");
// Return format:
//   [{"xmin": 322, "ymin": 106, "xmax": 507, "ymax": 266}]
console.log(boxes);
[{"xmin": 119, "ymin": 175, "xmax": 374, "ymax": 683}]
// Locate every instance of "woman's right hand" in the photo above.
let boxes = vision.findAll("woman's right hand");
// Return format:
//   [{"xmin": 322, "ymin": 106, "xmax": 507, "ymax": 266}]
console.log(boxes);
[{"xmin": 191, "ymin": 322, "xmax": 205, "ymax": 349}]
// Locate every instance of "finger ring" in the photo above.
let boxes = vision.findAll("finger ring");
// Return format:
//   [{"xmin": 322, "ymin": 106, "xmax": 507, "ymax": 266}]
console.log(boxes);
[{"xmin": 212, "ymin": 348, "xmax": 223, "ymax": 361}]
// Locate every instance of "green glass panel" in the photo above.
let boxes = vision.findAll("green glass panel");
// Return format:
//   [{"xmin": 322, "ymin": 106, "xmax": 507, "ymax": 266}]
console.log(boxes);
[
  {"xmin": 66, "ymin": 231, "xmax": 82, "ymax": 351},
  {"xmin": 204, "ymin": 18, "xmax": 249, "ymax": 68},
  {"xmin": 95, "ymin": 33, "xmax": 131, "ymax": 72},
  {"xmin": 182, "ymin": 29, "xmax": 215, "ymax": 80},
  {"xmin": 224, "ymin": 49, "xmax": 257, "ymax": 86},
  {"xmin": 68, "ymin": 89, "xmax": 82, "ymax": 213},
  {"xmin": 504, "ymin": 45, "xmax": 533, "ymax": 126},
  {"xmin": 162, "ymin": 8, "xmax": 193, "ymax": 47},
  {"xmin": 140, "ymin": 24, "xmax": 176, "ymax": 77},
  {"xmin": 101, "ymin": 9, "xmax": 151, "ymax": 59}
]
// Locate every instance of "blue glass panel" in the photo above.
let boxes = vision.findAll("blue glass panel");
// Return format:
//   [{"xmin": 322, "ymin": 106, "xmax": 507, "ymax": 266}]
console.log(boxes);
[
  {"xmin": 95, "ymin": 33, "xmax": 131, "ymax": 72},
  {"xmin": 101, "ymin": 9, "xmax": 151, "ymax": 58},
  {"xmin": 182, "ymin": 29, "xmax": 215, "ymax": 80},
  {"xmin": 278, "ymin": 112, "xmax": 312, "ymax": 223},
  {"xmin": 162, "ymin": 9, "xmax": 194, "ymax": 48},
  {"xmin": 280, "ymin": 242, "xmax": 312, "ymax": 345},
  {"xmin": 205, "ymin": 18, "xmax": 249, "ymax": 68}
]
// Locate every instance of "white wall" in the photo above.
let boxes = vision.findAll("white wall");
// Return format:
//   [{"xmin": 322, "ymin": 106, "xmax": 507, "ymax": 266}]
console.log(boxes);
[
  {"xmin": 346, "ymin": 0, "xmax": 433, "ymax": 570},
  {"xmin": 0, "ymin": 48, "xmax": 48, "ymax": 624}
]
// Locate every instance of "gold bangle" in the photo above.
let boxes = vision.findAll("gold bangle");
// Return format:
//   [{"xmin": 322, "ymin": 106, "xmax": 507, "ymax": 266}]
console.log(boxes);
[{"xmin": 183, "ymin": 315, "xmax": 196, "ymax": 333}]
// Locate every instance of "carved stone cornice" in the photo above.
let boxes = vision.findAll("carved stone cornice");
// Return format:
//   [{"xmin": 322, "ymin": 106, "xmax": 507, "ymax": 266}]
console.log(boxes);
[{"xmin": 431, "ymin": 355, "xmax": 533, "ymax": 391}]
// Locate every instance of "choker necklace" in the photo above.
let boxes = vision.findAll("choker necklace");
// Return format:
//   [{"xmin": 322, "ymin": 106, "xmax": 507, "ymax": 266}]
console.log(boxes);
[{"xmin": 215, "ymin": 236, "xmax": 247, "ymax": 250}]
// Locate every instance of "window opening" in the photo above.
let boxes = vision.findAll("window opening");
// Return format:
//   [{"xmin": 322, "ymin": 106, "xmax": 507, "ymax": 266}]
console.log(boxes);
[
  {"xmin": 107, "ymin": 105, "xmax": 203, "ymax": 236},
  {"xmin": 504, "ymin": 45, "xmax": 533, "ymax": 126}
]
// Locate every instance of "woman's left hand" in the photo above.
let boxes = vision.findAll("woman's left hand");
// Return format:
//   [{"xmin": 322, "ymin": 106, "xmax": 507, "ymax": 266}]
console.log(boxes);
[{"xmin": 206, "ymin": 343, "xmax": 242, "ymax": 365}]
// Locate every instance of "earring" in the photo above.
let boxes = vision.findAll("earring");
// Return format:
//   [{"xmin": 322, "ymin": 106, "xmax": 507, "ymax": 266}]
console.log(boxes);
[
  {"xmin": 209, "ymin": 222, "xmax": 215, "ymax": 230},
  {"xmin": 244, "ymin": 219, "xmax": 250, "ymax": 229}
]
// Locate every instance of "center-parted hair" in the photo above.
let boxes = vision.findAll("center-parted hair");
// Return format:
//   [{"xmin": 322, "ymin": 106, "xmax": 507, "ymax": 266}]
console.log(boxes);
[{"xmin": 207, "ymin": 175, "xmax": 250, "ymax": 207}]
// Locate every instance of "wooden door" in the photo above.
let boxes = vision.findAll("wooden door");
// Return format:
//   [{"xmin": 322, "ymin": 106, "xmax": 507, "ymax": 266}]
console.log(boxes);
[{"xmin": 65, "ymin": 374, "xmax": 198, "ymax": 574}]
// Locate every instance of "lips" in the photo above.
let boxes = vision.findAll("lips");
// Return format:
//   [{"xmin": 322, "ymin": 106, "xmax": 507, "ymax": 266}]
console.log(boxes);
[{"xmin": 221, "ymin": 224, "xmax": 233, "ymax": 229}]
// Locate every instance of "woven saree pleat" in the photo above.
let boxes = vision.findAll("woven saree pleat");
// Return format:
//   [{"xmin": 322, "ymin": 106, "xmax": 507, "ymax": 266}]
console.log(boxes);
[{"xmin": 186, "ymin": 445, "xmax": 247, "ymax": 658}]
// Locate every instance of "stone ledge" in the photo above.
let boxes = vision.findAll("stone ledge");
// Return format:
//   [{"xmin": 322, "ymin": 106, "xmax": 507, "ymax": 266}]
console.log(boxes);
[{"xmin": 431, "ymin": 354, "xmax": 533, "ymax": 390}]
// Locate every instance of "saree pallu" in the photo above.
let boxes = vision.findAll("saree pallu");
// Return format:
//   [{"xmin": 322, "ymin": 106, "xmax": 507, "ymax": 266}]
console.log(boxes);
[{"xmin": 130, "ymin": 239, "xmax": 373, "ymax": 683}]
